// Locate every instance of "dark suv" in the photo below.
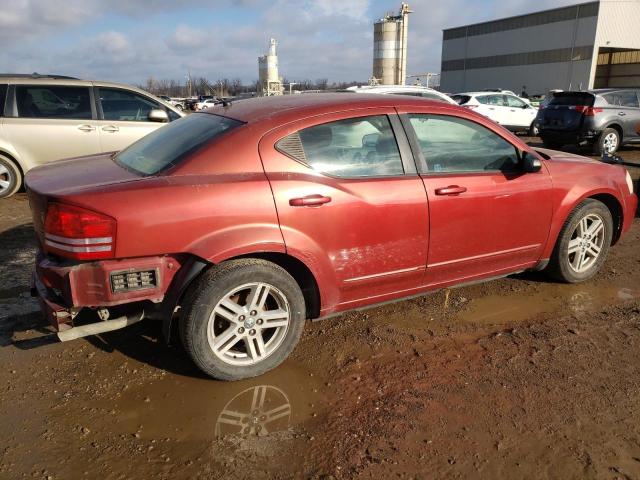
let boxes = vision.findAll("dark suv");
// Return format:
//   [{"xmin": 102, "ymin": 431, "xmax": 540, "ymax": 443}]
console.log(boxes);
[{"xmin": 537, "ymin": 89, "xmax": 640, "ymax": 155}]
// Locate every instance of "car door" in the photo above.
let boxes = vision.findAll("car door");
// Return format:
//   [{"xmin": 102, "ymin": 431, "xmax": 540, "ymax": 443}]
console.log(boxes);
[
  {"xmin": 3, "ymin": 84, "xmax": 100, "ymax": 168},
  {"xmin": 505, "ymin": 94, "xmax": 536, "ymax": 129},
  {"xmin": 475, "ymin": 94, "xmax": 508, "ymax": 126},
  {"xmin": 259, "ymin": 109, "xmax": 429, "ymax": 310},
  {"xmin": 95, "ymin": 86, "xmax": 174, "ymax": 153},
  {"xmin": 398, "ymin": 108, "xmax": 552, "ymax": 287}
]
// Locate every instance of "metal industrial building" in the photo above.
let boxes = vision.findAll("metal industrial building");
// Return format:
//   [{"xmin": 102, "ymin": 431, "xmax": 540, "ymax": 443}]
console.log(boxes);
[{"xmin": 440, "ymin": 1, "xmax": 640, "ymax": 95}]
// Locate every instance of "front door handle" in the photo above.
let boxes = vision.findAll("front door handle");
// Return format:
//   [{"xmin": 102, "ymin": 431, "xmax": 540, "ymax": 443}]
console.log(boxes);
[
  {"xmin": 618, "ymin": 112, "xmax": 627, "ymax": 117},
  {"xmin": 77, "ymin": 124, "xmax": 96, "ymax": 132},
  {"xmin": 102, "ymin": 125, "xmax": 119, "ymax": 132},
  {"xmin": 435, "ymin": 185, "xmax": 467, "ymax": 196},
  {"xmin": 289, "ymin": 195, "xmax": 332, "ymax": 207}
]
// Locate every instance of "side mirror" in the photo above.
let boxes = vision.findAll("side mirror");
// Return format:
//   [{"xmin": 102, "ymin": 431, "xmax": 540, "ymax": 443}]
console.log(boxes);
[
  {"xmin": 522, "ymin": 151, "xmax": 542, "ymax": 173},
  {"xmin": 148, "ymin": 109, "xmax": 169, "ymax": 123}
]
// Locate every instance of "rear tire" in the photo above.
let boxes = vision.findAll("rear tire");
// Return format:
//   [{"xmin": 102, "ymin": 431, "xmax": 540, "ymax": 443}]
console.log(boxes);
[
  {"xmin": 0, "ymin": 155, "xmax": 22, "ymax": 199},
  {"xmin": 546, "ymin": 199, "xmax": 613, "ymax": 283},
  {"xmin": 594, "ymin": 128, "xmax": 621, "ymax": 155},
  {"xmin": 528, "ymin": 122, "xmax": 539, "ymax": 137},
  {"xmin": 180, "ymin": 259, "xmax": 306, "ymax": 381}
]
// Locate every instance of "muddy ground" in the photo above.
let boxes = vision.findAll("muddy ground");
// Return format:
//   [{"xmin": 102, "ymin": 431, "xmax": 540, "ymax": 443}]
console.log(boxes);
[{"xmin": 2, "ymin": 140, "xmax": 640, "ymax": 480}]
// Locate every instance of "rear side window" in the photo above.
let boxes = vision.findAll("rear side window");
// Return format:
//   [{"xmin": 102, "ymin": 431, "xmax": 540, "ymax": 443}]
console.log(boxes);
[
  {"xmin": 477, "ymin": 95, "xmax": 505, "ymax": 106},
  {"xmin": 408, "ymin": 114, "xmax": 520, "ymax": 173},
  {"xmin": 603, "ymin": 91, "xmax": 639, "ymax": 108},
  {"xmin": 114, "ymin": 113, "xmax": 242, "ymax": 175},
  {"xmin": 506, "ymin": 95, "xmax": 527, "ymax": 108},
  {"xmin": 549, "ymin": 93, "xmax": 594, "ymax": 107},
  {"xmin": 276, "ymin": 115, "xmax": 404, "ymax": 178},
  {"xmin": 0, "ymin": 84, "xmax": 6, "ymax": 117},
  {"xmin": 15, "ymin": 85, "xmax": 92, "ymax": 119}
]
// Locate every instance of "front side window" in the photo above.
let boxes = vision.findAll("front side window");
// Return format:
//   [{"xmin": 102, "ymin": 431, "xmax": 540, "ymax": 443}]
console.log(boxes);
[
  {"xmin": 408, "ymin": 114, "xmax": 520, "ymax": 173},
  {"xmin": 506, "ymin": 95, "xmax": 527, "ymax": 108},
  {"xmin": 477, "ymin": 95, "xmax": 505, "ymax": 106},
  {"xmin": 100, "ymin": 88, "xmax": 162, "ymax": 122},
  {"xmin": 15, "ymin": 85, "xmax": 92, "ymax": 119},
  {"xmin": 114, "ymin": 113, "xmax": 242, "ymax": 175},
  {"xmin": 276, "ymin": 115, "xmax": 404, "ymax": 178}
]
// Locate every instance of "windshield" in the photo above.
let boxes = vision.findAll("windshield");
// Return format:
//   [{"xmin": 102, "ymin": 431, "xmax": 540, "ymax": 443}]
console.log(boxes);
[{"xmin": 114, "ymin": 113, "xmax": 242, "ymax": 175}]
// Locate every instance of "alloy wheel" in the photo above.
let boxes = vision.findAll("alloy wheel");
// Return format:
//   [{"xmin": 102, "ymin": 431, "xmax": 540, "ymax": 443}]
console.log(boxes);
[
  {"xmin": 567, "ymin": 213, "xmax": 606, "ymax": 273},
  {"xmin": 0, "ymin": 163, "xmax": 12, "ymax": 195},
  {"xmin": 207, "ymin": 282, "xmax": 291, "ymax": 366},
  {"xmin": 603, "ymin": 132, "xmax": 619, "ymax": 154}
]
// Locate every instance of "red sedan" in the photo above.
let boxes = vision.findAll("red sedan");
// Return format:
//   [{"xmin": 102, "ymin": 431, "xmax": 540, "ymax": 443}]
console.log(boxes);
[{"xmin": 26, "ymin": 94, "xmax": 637, "ymax": 380}]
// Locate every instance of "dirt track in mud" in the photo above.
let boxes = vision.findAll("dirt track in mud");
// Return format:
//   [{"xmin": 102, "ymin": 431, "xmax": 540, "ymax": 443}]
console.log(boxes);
[{"xmin": 2, "ymin": 140, "xmax": 640, "ymax": 480}]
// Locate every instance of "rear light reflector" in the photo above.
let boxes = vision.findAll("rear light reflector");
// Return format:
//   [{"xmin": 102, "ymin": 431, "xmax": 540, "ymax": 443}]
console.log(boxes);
[
  {"xmin": 44, "ymin": 203, "xmax": 116, "ymax": 260},
  {"xmin": 111, "ymin": 270, "xmax": 158, "ymax": 293}
]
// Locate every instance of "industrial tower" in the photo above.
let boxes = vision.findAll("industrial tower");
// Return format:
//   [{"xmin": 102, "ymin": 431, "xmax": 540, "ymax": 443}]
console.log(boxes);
[
  {"xmin": 372, "ymin": 3, "xmax": 412, "ymax": 85},
  {"xmin": 258, "ymin": 38, "xmax": 284, "ymax": 96}
]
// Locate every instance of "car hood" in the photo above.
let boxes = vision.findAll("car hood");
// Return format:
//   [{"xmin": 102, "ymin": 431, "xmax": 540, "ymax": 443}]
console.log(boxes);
[
  {"xmin": 25, "ymin": 152, "xmax": 142, "ymax": 196},
  {"xmin": 535, "ymin": 147, "xmax": 599, "ymax": 164}
]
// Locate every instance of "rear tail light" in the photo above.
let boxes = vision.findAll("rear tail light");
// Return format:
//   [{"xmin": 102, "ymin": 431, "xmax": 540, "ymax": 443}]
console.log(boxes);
[
  {"xmin": 44, "ymin": 203, "xmax": 116, "ymax": 260},
  {"xmin": 571, "ymin": 105, "xmax": 603, "ymax": 116}
]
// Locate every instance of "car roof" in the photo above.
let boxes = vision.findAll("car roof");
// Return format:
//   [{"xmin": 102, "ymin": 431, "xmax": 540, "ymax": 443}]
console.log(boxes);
[
  {"xmin": 454, "ymin": 91, "xmax": 518, "ymax": 96},
  {"xmin": 203, "ymin": 93, "xmax": 460, "ymax": 124},
  {"xmin": 348, "ymin": 85, "xmax": 442, "ymax": 92}
]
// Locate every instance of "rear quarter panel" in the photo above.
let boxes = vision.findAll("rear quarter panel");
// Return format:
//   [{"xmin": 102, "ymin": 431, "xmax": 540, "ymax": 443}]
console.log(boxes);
[{"xmin": 53, "ymin": 126, "xmax": 285, "ymax": 262}]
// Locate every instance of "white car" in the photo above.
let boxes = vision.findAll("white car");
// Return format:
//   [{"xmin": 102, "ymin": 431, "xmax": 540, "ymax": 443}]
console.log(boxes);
[
  {"xmin": 451, "ymin": 92, "xmax": 539, "ymax": 135},
  {"xmin": 195, "ymin": 98, "xmax": 221, "ymax": 111},
  {"xmin": 346, "ymin": 85, "xmax": 456, "ymax": 105}
]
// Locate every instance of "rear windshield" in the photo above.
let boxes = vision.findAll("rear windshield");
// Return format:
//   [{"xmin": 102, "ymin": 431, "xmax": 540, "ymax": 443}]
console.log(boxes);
[
  {"xmin": 114, "ymin": 113, "xmax": 242, "ymax": 175},
  {"xmin": 451, "ymin": 95, "xmax": 471, "ymax": 105},
  {"xmin": 548, "ymin": 93, "xmax": 595, "ymax": 107}
]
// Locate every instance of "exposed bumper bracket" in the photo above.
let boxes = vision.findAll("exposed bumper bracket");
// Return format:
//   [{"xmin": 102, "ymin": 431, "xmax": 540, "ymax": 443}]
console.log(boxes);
[{"xmin": 57, "ymin": 311, "xmax": 145, "ymax": 342}]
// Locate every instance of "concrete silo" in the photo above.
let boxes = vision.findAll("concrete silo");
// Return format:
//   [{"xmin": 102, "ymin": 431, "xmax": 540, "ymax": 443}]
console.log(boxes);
[
  {"xmin": 258, "ymin": 38, "xmax": 284, "ymax": 96},
  {"xmin": 372, "ymin": 3, "xmax": 412, "ymax": 85}
]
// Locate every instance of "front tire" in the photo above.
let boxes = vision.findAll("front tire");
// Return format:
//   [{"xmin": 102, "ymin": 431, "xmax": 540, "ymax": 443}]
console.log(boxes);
[
  {"xmin": 546, "ymin": 199, "xmax": 613, "ymax": 283},
  {"xmin": 0, "ymin": 155, "xmax": 22, "ymax": 199},
  {"xmin": 528, "ymin": 122, "xmax": 539, "ymax": 137},
  {"xmin": 180, "ymin": 259, "xmax": 306, "ymax": 381}
]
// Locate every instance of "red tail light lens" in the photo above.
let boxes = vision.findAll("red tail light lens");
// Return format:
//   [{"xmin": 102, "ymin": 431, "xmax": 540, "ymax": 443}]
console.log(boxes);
[
  {"xmin": 44, "ymin": 203, "xmax": 116, "ymax": 260},
  {"xmin": 572, "ymin": 105, "xmax": 603, "ymax": 116}
]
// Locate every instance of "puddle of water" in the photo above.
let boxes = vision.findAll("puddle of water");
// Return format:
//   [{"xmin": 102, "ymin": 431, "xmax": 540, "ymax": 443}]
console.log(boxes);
[
  {"xmin": 95, "ymin": 361, "xmax": 322, "ymax": 444},
  {"xmin": 455, "ymin": 284, "xmax": 640, "ymax": 325}
]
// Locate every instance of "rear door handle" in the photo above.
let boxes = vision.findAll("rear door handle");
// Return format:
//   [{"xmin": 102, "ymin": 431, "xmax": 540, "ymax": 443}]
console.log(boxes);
[
  {"xmin": 618, "ymin": 112, "xmax": 627, "ymax": 117},
  {"xmin": 102, "ymin": 125, "xmax": 119, "ymax": 132},
  {"xmin": 435, "ymin": 185, "xmax": 467, "ymax": 196},
  {"xmin": 289, "ymin": 195, "xmax": 332, "ymax": 207},
  {"xmin": 77, "ymin": 124, "xmax": 96, "ymax": 132}
]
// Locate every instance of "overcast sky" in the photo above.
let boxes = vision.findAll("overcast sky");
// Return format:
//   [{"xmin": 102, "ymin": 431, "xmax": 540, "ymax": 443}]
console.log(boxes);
[{"xmin": 0, "ymin": 0, "xmax": 581, "ymax": 85}]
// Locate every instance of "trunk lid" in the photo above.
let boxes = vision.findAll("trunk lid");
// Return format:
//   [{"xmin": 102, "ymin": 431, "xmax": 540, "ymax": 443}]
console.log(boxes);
[
  {"xmin": 537, "ymin": 92, "xmax": 596, "ymax": 130},
  {"xmin": 25, "ymin": 153, "xmax": 142, "ymax": 250}
]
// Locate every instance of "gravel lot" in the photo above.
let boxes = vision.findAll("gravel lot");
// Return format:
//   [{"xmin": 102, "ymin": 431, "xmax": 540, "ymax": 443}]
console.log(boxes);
[{"xmin": 1, "ymin": 140, "xmax": 640, "ymax": 479}]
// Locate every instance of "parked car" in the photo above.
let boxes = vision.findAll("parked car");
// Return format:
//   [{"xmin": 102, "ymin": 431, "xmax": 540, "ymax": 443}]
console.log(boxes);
[
  {"xmin": 0, "ymin": 74, "xmax": 184, "ymax": 198},
  {"xmin": 451, "ymin": 92, "xmax": 539, "ymax": 135},
  {"xmin": 346, "ymin": 85, "xmax": 456, "ymax": 104},
  {"xmin": 27, "ymin": 94, "xmax": 636, "ymax": 380},
  {"xmin": 195, "ymin": 98, "xmax": 222, "ymax": 111},
  {"xmin": 537, "ymin": 89, "xmax": 640, "ymax": 155}
]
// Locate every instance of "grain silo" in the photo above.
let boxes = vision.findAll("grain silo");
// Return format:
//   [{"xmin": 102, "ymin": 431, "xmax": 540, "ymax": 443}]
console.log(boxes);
[
  {"xmin": 372, "ymin": 3, "xmax": 412, "ymax": 85},
  {"xmin": 258, "ymin": 38, "xmax": 284, "ymax": 96}
]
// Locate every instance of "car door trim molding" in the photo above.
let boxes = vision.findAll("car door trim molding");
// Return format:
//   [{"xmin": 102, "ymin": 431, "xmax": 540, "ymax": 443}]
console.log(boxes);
[
  {"xmin": 428, "ymin": 244, "xmax": 541, "ymax": 268},
  {"xmin": 344, "ymin": 266, "xmax": 423, "ymax": 283}
]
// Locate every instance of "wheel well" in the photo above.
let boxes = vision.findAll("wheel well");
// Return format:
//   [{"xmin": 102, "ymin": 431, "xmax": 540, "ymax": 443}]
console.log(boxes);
[
  {"xmin": 233, "ymin": 252, "xmax": 321, "ymax": 319},
  {"xmin": 589, "ymin": 193, "xmax": 623, "ymax": 245},
  {"xmin": 606, "ymin": 123, "xmax": 623, "ymax": 141}
]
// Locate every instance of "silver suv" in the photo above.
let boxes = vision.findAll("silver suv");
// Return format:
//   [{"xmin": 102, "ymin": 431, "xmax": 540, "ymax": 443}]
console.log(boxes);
[{"xmin": 0, "ymin": 74, "xmax": 184, "ymax": 198}]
